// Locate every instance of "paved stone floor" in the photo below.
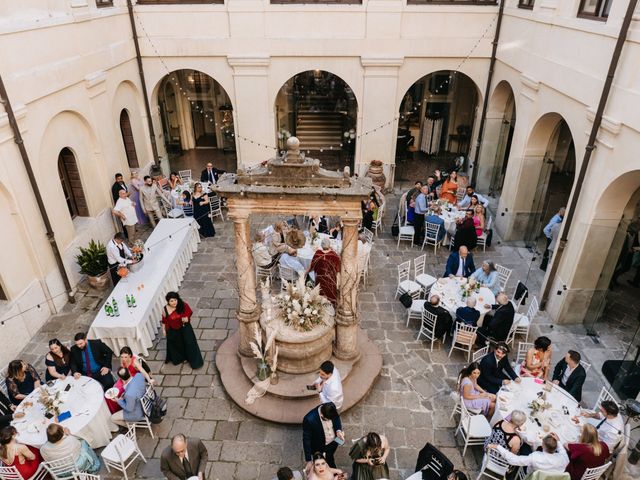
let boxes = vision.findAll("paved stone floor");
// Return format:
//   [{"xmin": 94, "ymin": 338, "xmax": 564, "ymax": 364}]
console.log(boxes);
[{"xmin": 13, "ymin": 191, "xmax": 638, "ymax": 480}]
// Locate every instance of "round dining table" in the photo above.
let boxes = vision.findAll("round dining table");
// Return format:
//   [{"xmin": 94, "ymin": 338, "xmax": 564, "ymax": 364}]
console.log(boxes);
[
  {"xmin": 430, "ymin": 277, "xmax": 495, "ymax": 318},
  {"xmin": 490, "ymin": 377, "xmax": 582, "ymax": 449},
  {"xmin": 11, "ymin": 376, "xmax": 117, "ymax": 449},
  {"xmin": 434, "ymin": 206, "xmax": 466, "ymax": 245}
]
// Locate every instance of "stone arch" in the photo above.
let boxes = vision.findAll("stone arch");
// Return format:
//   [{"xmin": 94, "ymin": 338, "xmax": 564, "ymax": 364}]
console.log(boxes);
[{"xmin": 113, "ymin": 80, "xmax": 147, "ymax": 169}]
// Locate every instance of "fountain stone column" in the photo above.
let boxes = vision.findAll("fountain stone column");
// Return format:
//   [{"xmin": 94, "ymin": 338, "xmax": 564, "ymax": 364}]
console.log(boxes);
[{"xmin": 334, "ymin": 217, "xmax": 360, "ymax": 361}]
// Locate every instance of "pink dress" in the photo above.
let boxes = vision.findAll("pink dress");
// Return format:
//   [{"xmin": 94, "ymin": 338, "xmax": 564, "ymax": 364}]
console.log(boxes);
[{"xmin": 473, "ymin": 216, "xmax": 483, "ymax": 237}]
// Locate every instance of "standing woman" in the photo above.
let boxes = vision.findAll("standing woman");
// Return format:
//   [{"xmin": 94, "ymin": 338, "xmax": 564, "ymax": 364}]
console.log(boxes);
[
  {"xmin": 192, "ymin": 183, "xmax": 216, "ymax": 238},
  {"xmin": 440, "ymin": 171, "xmax": 459, "ymax": 204},
  {"xmin": 161, "ymin": 292, "xmax": 204, "ymax": 369},
  {"xmin": 45, "ymin": 339, "xmax": 71, "ymax": 381},
  {"xmin": 129, "ymin": 170, "xmax": 148, "ymax": 225},
  {"xmin": 349, "ymin": 431, "xmax": 390, "ymax": 480}
]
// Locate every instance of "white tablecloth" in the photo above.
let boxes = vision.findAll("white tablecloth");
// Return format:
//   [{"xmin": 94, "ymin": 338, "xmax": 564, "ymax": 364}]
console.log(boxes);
[
  {"xmin": 430, "ymin": 277, "xmax": 495, "ymax": 318},
  {"xmin": 12, "ymin": 377, "xmax": 116, "ymax": 448},
  {"xmin": 297, "ymin": 233, "xmax": 342, "ymax": 270},
  {"xmin": 436, "ymin": 206, "xmax": 466, "ymax": 245},
  {"xmin": 405, "ymin": 473, "xmax": 422, "ymax": 480},
  {"xmin": 89, "ymin": 218, "xmax": 200, "ymax": 356},
  {"xmin": 491, "ymin": 377, "xmax": 582, "ymax": 449}
]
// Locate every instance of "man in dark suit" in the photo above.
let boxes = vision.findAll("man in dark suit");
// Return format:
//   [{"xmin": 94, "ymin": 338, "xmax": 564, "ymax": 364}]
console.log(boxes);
[
  {"xmin": 0, "ymin": 389, "xmax": 21, "ymax": 429},
  {"xmin": 477, "ymin": 342, "xmax": 521, "ymax": 394},
  {"xmin": 453, "ymin": 297, "xmax": 481, "ymax": 335},
  {"xmin": 444, "ymin": 246, "xmax": 475, "ymax": 278},
  {"xmin": 552, "ymin": 350, "xmax": 587, "ymax": 402},
  {"xmin": 476, "ymin": 293, "xmax": 515, "ymax": 346},
  {"xmin": 200, "ymin": 162, "xmax": 225, "ymax": 184},
  {"xmin": 111, "ymin": 173, "xmax": 128, "ymax": 203},
  {"xmin": 160, "ymin": 433, "xmax": 208, "ymax": 480},
  {"xmin": 425, "ymin": 295, "xmax": 453, "ymax": 338},
  {"xmin": 69, "ymin": 332, "xmax": 115, "ymax": 391},
  {"xmin": 302, "ymin": 402, "xmax": 344, "ymax": 469}
]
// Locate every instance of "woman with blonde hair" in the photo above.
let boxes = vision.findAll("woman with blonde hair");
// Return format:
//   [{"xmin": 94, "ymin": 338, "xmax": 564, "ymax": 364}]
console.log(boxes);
[
  {"xmin": 473, "ymin": 205, "xmax": 486, "ymax": 237},
  {"xmin": 565, "ymin": 424, "xmax": 609, "ymax": 480}
]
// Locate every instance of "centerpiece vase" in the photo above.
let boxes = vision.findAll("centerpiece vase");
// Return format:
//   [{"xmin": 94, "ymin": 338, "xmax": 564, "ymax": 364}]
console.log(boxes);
[{"xmin": 256, "ymin": 360, "xmax": 270, "ymax": 381}]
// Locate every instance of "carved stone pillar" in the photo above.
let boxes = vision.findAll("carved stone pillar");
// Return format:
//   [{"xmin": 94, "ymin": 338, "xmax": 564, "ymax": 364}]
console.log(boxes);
[
  {"xmin": 230, "ymin": 213, "xmax": 260, "ymax": 356},
  {"xmin": 334, "ymin": 218, "xmax": 360, "ymax": 361}
]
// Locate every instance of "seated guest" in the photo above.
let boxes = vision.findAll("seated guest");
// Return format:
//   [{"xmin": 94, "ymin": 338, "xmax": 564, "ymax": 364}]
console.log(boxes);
[
  {"xmin": 5, "ymin": 360, "xmax": 41, "ymax": 405},
  {"xmin": 425, "ymin": 206, "xmax": 446, "ymax": 242},
  {"xmin": 110, "ymin": 367, "xmax": 146, "ymax": 427},
  {"xmin": 405, "ymin": 181, "xmax": 423, "ymax": 209},
  {"xmin": 361, "ymin": 200, "xmax": 375, "ymax": 232},
  {"xmin": 310, "ymin": 215, "xmax": 329, "ymax": 234},
  {"xmin": 519, "ymin": 336, "xmax": 553, "ymax": 380},
  {"xmin": 458, "ymin": 362, "xmax": 496, "ymax": 418},
  {"xmin": 453, "ymin": 210, "xmax": 477, "ymax": 251},
  {"xmin": 69, "ymin": 332, "xmax": 115, "ymax": 391},
  {"xmin": 424, "ymin": 295, "xmax": 453, "ymax": 338},
  {"xmin": 307, "ymin": 238, "xmax": 341, "ymax": 305},
  {"xmin": 473, "ymin": 205, "xmax": 486, "ymax": 237},
  {"xmin": 312, "ymin": 361, "xmax": 343, "ymax": 410},
  {"xmin": 444, "ymin": 245, "xmax": 476, "ymax": 278},
  {"xmin": 489, "ymin": 433, "xmax": 569, "ymax": 475},
  {"xmin": 0, "ymin": 426, "xmax": 42, "ymax": 478},
  {"xmin": 477, "ymin": 342, "xmax": 520, "ymax": 394},
  {"xmin": 276, "ymin": 467, "xmax": 303, "ymax": 480},
  {"xmin": 280, "ymin": 251, "xmax": 306, "ymax": 280},
  {"xmin": 552, "ymin": 350, "xmax": 587, "ymax": 402},
  {"xmin": 200, "ymin": 162, "xmax": 224, "ymax": 184},
  {"xmin": 40, "ymin": 424, "xmax": 101, "ymax": 474},
  {"xmin": 455, "ymin": 297, "xmax": 481, "ymax": 329},
  {"xmin": 484, "ymin": 409, "xmax": 527, "ymax": 454},
  {"xmin": 564, "ymin": 424, "xmax": 610, "ymax": 480},
  {"xmin": 269, "ymin": 222, "xmax": 295, "ymax": 256},
  {"xmin": 578, "ymin": 400, "xmax": 624, "ymax": 451},
  {"xmin": 161, "ymin": 433, "xmax": 208, "ymax": 480},
  {"xmin": 45, "ymin": 338, "xmax": 71, "ymax": 381},
  {"xmin": 108, "ymin": 347, "xmax": 154, "ymax": 414},
  {"xmin": 407, "ymin": 192, "xmax": 417, "ymax": 225},
  {"xmin": 470, "ymin": 261, "xmax": 500, "ymax": 295},
  {"xmin": 329, "ymin": 221, "xmax": 343, "ymax": 240},
  {"xmin": 458, "ymin": 185, "xmax": 489, "ymax": 209},
  {"xmin": 168, "ymin": 172, "xmax": 183, "ymax": 190},
  {"xmin": 477, "ymin": 293, "xmax": 515, "ymax": 345},
  {"xmin": 0, "ymin": 390, "xmax": 22, "ymax": 429},
  {"xmin": 253, "ymin": 232, "xmax": 275, "ymax": 268}
]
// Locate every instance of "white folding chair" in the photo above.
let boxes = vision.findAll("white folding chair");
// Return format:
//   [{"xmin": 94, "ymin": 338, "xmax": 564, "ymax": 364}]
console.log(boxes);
[
  {"xmin": 580, "ymin": 462, "xmax": 612, "ymax": 480},
  {"xmin": 209, "ymin": 195, "xmax": 224, "ymax": 222},
  {"xmin": 592, "ymin": 386, "xmax": 619, "ymax": 411},
  {"xmin": 178, "ymin": 169, "xmax": 192, "ymax": 182},
  {"xmin": 422, "ymin": 222, "xmax": 443, "ymax": 253},
  {"xmin": 515, "ymin": 342, "xmax": 532, "ymax": 364},
  {"xmin": 450, "ymin": 378, "xmax": 483, "ymax": 420},
  {"xmin": 449, "ymin": 323, "xmax": 479, "ymax": 362},
  {"xmin": 406, "ymin": 299, "xmax": 427, "ymax": 328},
  {"xmin": 256, "ymin": 261, "xmax": 279, "ymax": 284},
  {"xmin": 362, "ymin": 228, "xmax": 374, "ymax": 245},
  {"xmin": 397, "ymin": 213, "xmax": 415, "ymax": 247},
  {"xmin": 278, "ymin": 264, "xmax": 297, "ymax": 291},
  {"xmin": 42, "ymin": 454, "xmax": 79, "ymax": 479},
  {"xmin": 505, "ymin": 322, "xmax": 518, "ymax": 347},
  {"xmin": 160, "ymin": 196, "xmax": 185, "ymax": 219},
  {"xmin": 476, "ymin": 448, "xmax": 510, "ymax": 480},
  {"xmin": 413, "ymin": 254, "xmax": 437, "ymax": 298},
  {"xmin": 395, "ymin": 261, "xmax": 421, "ymax": 299},
  {"xmin": 0, "ymin": 367, "xmax": 7, "ymax": 397},
  {"xmin": 358, "ymin": 248, "xmax": 371, "ymax": 286},
  {"xmin": 456, "ymin": 187, "xmax": 466, "ymax": 203},
  {"xmin": 372, "ymin": 204, "xmax": 384, "ymax": 236},
  {"xmin": 455, "ymin": 401, "xmax": 492, "ymax": 457},
  {"xmin": 580, "ymin": 359, "xmax": 592, "ymax": 373},
  {"xmin": 101, "ymin": 427, "xmax": 146, "ymax": 480},
  {"xmin": 495, "ymin": 264, "xmax": 512, "ymax": 293},
  {"xmin": 0, "ymin": 464, "xmax": 47, "ymax": 480},
  {"xmin": 73, "ymin": 475, "xmax": 101, "ymax": 480},
  {"xmin": 472, "ymin": 346, "xmax": 489, "ymax": 363},
  {"xmin": 476, "ymin": 216, "xmax": 493, "ymax": 252},
  {"xmin": 510, "ymin": 281, "xmax": 527, "ymax": 312},
  {"xmin": 513, "ymin": 296, "xmax": 538, "ymax": 342},
  {"xmin": 125, "ymin": 385, "xmax": 155, "ymax": 439},
  {"xmin": 416, "ymin": 309, "xmax": 446, "ymax": 351}
]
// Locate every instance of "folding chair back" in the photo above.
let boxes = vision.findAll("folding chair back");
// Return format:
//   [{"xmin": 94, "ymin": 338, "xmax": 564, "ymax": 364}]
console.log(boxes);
[
  {"xmin": 472, "ymin": 346, "xmax": 489, "ymax": 363},
  {"xmin": 580, "ymin": 462, "xmax": 612, "ymax": 480}
]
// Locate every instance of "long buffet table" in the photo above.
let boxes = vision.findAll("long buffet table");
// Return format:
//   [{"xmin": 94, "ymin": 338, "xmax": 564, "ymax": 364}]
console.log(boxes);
[{"xmin": 89, "ymin": 218, "xmax": 200, "ymax": 355}]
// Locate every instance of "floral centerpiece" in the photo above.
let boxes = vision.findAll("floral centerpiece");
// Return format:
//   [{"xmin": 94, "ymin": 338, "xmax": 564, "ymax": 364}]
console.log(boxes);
[
  {"xmin": 528, "ymin": 394, "xmax": 552, "ymax": 416},
  {"xmin": 275, "ymin": 275, "xmax": 330, "ymax": 332},
  {"xmin": 39, "ymin": 388, "xmax": 63, "ymax": 419},
  {"xmin": 131, "ymin": 239, "xmax": 145, "ymax": 262},
  {"xmin": 460, "ymin": 277, "xmax": 480, "ymax": 298}
]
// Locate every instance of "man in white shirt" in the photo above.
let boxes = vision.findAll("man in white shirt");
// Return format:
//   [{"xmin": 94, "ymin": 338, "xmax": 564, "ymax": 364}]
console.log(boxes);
[
  {"xmin": 312, "ymin": 361, "xmax": 344, "ymax": 410},
  {"xmin": 581, "ymin": 400, "xmax": 624, "ymax": 450},
  {"xmin": 112, "ymin": 189, "xmax": 139, "ymax": 242},
  {"xmin": 279, "ymin": 251, "xmax": 306, "ymax": 280},
  {"xmin": 490, "ymin": 433, "xmax": 569, "ymax": 475},
  {"xmin": 458, "ymin": 185, "xmax": 490, "ymax": 209},
  {"xmin": 106, "ymin": 232, "xmax": 133, "ymax": 286}
]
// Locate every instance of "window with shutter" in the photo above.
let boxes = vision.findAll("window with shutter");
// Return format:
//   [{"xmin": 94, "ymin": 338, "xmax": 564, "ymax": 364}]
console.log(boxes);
[
  {"xmin": 58, "ymin": 148, "xmax": 89, "ymax": 218},
  {"xmin": 119, "ymin": 110, "xmax": 139, "ymax": 169}
]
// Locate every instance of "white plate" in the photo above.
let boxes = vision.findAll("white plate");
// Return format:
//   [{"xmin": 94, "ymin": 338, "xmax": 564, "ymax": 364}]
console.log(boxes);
[
  {"xmin": 26, "ymin": 424, "xmax": 38, "ymax": 434},
  {"xmin": 104, "ymin": 388, "xmax": 119, "ymax": 400}
]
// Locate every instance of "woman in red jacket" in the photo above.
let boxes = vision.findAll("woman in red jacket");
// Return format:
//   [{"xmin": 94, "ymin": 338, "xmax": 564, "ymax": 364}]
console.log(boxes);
[
  {"xmin": 565, "ymin": 424, "xmax": 609, "ymax": 480},
  {"xmin": 161, "ymin": 291, "xmax": 204, "ymax": 369}
]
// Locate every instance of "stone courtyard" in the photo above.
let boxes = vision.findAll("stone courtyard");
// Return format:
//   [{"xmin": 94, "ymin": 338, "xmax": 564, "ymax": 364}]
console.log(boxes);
[{"xmin": 13, "ymin": 191, "xmax": 634, "ymax": 480}]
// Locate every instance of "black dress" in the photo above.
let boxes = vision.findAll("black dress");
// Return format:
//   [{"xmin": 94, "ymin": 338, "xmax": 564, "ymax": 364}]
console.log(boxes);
[
  {"xmin": 162, "ymin": 304, "xmax": 204, "ymax": 369},
  {"xmin": 6, "ymin": 364, "xmax": 41, "ymax": 405},
  {"xmin": 192, "ymin": 194, "xmax": 216, "ymax": 238},
  {"xmin": 44, "ymin": 354, "xmax": 71, "ymax": 382}
]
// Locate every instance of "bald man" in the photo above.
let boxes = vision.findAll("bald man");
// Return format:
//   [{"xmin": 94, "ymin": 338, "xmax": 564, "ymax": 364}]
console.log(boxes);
[
  {"xmin": 160, "ymin": 434, "xmax": 208, "ymax": 480},
  {"xmin": 444, "ymin": 245, "xmax": 475, "ymax": 278}
]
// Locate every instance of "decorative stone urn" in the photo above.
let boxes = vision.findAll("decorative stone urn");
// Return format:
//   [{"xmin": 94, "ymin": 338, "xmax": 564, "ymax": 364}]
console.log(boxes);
[
  {"xmin": 259, "ymin": 308, "xmax": 335, "ymax": 374},
  {"xmin": 366, "ymin": 160, "xmax": 386, "ymax": 190}
]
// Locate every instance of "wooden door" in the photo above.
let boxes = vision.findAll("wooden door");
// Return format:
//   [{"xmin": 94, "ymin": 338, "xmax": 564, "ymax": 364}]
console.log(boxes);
[
  {"xmin": 58, "ymin": 148, "xmax": 89, "ymax": 218},
  {"xmin": 119, "ymin": 109, "xmax": 139, "ymax": 168}
]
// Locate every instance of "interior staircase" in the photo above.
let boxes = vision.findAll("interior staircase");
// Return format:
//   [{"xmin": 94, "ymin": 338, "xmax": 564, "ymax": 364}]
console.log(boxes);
[{"xmin": 295, "ymin": 94, "xmax": 344, "ymax": 150}]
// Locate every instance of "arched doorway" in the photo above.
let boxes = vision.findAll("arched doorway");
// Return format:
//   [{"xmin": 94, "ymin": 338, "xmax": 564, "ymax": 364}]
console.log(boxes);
[
  {"xmin": 119, "ymin": 109, "xmax": 139, "ymax": 169},
  {"xmin": 395, "ymin": 70, "xmax": 480, "ymax": 183},
  {"xmin": 57, "ymin": 147, "xmax": 88, "ymax": 218},
  {"xmin": 157, "ymin": 69, "xmax": 236, "ymax": 173},
  {"xmin": 522, "ymin": 116, "xmax": 576, "ymax": 250},
  {"xmin": 484, "ymin": 81, "xmax": 516, "ymax": 196},
  {"xmin": 274, "ymin": 70, "xmax": 358, "ymax": 171}
]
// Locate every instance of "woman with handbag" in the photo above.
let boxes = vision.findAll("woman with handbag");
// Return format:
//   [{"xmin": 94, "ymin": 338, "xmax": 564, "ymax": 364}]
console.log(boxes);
[{"xmin": 161, "ymin": 292, "xmax": 204, "ymax": 369}]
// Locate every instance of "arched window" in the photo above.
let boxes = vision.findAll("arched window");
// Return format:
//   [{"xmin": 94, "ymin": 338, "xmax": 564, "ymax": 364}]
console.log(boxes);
[
  {"xmin": 119, "ymin": 109, "xmax": 139, "ymax": 168},
  {"xmin": 58, "ymin": 148, "xmax": 89, "ymax": 218}
]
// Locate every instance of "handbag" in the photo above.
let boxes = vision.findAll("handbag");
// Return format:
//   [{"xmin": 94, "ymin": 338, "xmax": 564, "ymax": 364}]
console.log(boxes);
[
  {"xmin": 391, "ymin": 213, "xmax": 399, "ymax": 237},
  {"xmin": 485, "ymin": 228, "xmax": 493, "ymax": 247},
  {"xmin": 399, "ymin": 292, "xmax": 413, "ymax": 308}
]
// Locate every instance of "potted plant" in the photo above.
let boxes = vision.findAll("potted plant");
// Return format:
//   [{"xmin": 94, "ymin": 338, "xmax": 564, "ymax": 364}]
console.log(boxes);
[{"xmin": 75, "ymin": 240, "xmax": 109, "ymax": 289}]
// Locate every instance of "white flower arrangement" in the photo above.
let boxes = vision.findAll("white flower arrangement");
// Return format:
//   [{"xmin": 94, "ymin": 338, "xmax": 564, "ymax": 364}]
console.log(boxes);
[
  {"xmin": 460, "ymin": 277, "xmax": 480, "ymax": 298},
  {"xmin": 275, "ymin": 275, "xmax": 330, "ymax": 332}
]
